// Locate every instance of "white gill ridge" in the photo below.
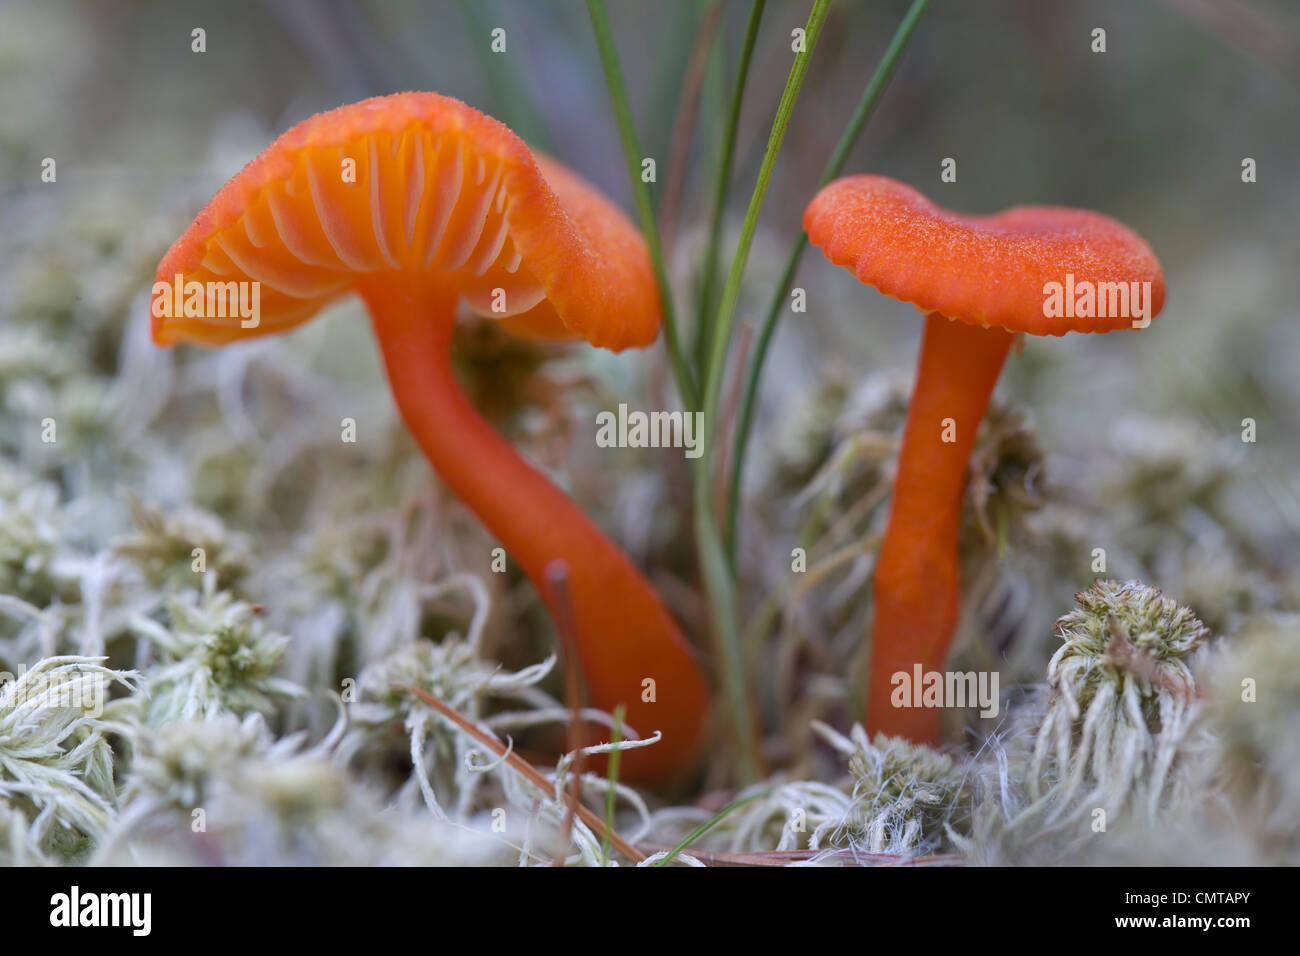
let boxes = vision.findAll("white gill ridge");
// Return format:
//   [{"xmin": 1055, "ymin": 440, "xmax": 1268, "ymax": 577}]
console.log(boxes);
[{"xmin": 196, "ymin": 130, "xmax": 525, "ymax": 312}]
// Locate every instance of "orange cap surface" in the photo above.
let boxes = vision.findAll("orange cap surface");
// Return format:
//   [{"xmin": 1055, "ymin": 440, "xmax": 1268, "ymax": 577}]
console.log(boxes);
[
  {"xmin": 804, "ymin": 175, "xmax": 1166, "ymax": 336},
  {"xmin": 152, "ymin": 92, "xmax": 660, "ymax": 351}
]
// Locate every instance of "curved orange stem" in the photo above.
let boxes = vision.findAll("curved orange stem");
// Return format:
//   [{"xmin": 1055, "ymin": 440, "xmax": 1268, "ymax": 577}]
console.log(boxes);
[
  {"xmin": 359, "ymin": 277, "xmax": 710, "ymax": 781},
  {"xmin": 866, "ymin": 313, "xmax": 1015, "ymax": 742}
]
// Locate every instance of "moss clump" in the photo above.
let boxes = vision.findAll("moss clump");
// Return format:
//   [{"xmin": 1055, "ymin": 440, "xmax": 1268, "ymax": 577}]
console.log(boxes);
[
  {"xmin": 0, "ymin": 473, "xmax": 82, "ymax": 610},
  {"xmin": 101, "ymin": 714, "xmax": 511, "ymax": 866},
  {"xmin": 128, "ymin": 586, "xmax": 301, "ymax": 724},
  {"xmin": 845, "ymin": 732, "xmax": 972, "ymax": 855},
  {"xmin": 113, "ymin": 497, "xmax": 253, "ymax": 595},
  {"xmin": 0, "ymin": 657, "xmax": 137, "ymax": 858},
  {"xmin": 1029, "ymin": 580, "xmax": 1210, "ymax": 821},
  {"xmin": 961, "ymin": 404, "xmax": 1045, "ymax": 562},
  {"xmin": 1204, "ymin": 614, "xmax": 1300, "ymax": 857}
]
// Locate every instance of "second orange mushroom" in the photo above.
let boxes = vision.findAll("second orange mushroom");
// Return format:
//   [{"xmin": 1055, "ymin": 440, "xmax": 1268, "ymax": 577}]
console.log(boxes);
[{"xmin": 804, "ymin": 175, "xmax": 1165, "ymax": 743}]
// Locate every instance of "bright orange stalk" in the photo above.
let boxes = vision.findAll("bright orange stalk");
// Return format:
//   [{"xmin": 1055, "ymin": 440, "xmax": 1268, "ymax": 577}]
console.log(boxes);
[
  {"xmin": 866, "ymin": 314, "xmax": 1014, "ymax": 741},
  {"xmin": 360, "ymin": 277, "xmax": 709, "ymax": 780}
]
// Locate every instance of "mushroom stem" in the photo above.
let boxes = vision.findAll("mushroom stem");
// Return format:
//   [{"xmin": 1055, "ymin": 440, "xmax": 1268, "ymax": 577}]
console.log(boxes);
[
  {"xmin": 867, "ymin": 312, "xmax": 1015, "ymax": 743},
  {"xmin": 359, "ymin": 278, "xmax": 710, "ymax": 781}
]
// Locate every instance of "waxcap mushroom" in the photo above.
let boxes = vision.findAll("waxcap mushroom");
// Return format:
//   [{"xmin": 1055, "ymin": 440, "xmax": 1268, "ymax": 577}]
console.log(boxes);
[
  {"xmin": 804, "ymin": 173, "xmax": 1166, "ymax": 744},
  {"xmin": 153, "ymin": 92, "xmax": 660, "ymax": 351},
  {"xmin": 151, "ymin": 92, "xmax": 709, "ymax": 781},
  {"xmin": 804, "ymin": 174, "xmax": 1166, "ymax": 335}
]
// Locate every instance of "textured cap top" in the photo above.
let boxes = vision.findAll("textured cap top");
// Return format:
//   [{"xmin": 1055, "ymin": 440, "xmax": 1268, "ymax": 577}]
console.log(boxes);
[
  {"xmin": 804, "ymin": 175, "xmax": 1165, "ymax": 336},
  {"xmin": 152, "ymin": 92, "xmax": 660, "ymax": 351}
]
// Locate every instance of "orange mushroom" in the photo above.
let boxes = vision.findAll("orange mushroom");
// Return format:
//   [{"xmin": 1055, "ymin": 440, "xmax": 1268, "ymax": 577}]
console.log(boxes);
[
  {"xmin": 804, "ymin": 174, "xmax": 1165, "ymax": 743},
  {"xmin": 151, "ymin": 92, "xmax": 709, "ymax": 781}
]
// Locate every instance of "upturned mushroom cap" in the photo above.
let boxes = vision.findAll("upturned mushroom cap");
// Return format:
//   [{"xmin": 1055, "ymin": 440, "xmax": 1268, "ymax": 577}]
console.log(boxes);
[
  {"xmin": 152, "ymin": 92, "xmax": 659, "ymax": 351},
  {"xmin": 804, "ymin": 175, "xmax": 1166, "ymax": 336}
]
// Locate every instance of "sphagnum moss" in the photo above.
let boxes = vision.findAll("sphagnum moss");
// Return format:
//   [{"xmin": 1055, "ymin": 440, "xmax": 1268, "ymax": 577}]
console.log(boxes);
[
  {"xmin": 100, "ymin": 713, "xmax": 512, "ymax": 866},
  {"xmin": 0, "ymin": 656, "xmax": 138, "ymax": 858},
  {"xmin": 1203, "ymin": 614, "xmax": 1300, "ymax": 857},
  {"xmin": 842, "ymin": 729, "xmax": 972, "ymax": 855},
  {"xmin": 0, "ymin": 469, "xmax": 82, "ymax": 613},
  {"xmin": 0, "ymin": 796, "xmax": 53, "ymax": 865},
  {"xmin": 337, "ymin": 571, "xmax": 658, "ymax": 853},
  {"xmin": 125, "ymin": 583, "xmax": 303, "ymax": 725},
  {"xmin": 113, "ymin": 496, "xmax": 254, "ymax": 596},
  {"xmin": 646, "ymin": 722, "xmax": 971, "ymax": 861},
  {"xmin": 339, "ymin": 573, "xmax": 558, "ymax": 821},
  {"xmin": 1029, "ymin": 580, "xmax": 1210, "ymax": 823},
  {"xmin": 4, "ymin": 0, "xmax": 1300, "ymax": 869}
]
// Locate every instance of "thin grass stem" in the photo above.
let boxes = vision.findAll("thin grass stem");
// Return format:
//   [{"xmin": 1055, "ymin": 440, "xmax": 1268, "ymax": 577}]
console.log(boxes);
[
  {"xmin": 694, "ymin": 0, "xmax": 767, "ymax": 380},
  {"xmin": 654, "ymin": 788, "xmax": 774, "ymax": 866},
  {"xmin": 694, "ymin": 0, "xmax": 833, "ymax": 785},
  {"xmin": 601, "ymin": 706, "xmax": 625, "ymax": 865},
  {"xmin": 724, "ymin": 0, "xmax": 933, "ymax": 562},
  {"xmin": 586, "ymin": 0, "xmax": 699, "ymax": 410}
]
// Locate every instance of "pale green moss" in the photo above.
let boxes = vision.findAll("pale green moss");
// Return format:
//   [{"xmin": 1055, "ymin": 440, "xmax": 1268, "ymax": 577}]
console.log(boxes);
[
  {"xmin": 100, "ymin": 713, "xmax": 512, "ymax": 865},
  {"xmin": 113, "ymin": 496, "xmax": 253, "ymax": 595},
  {"xmin": 1028, "ymin": 581, "xmax": 1209, "ymax": 820},
  {"xmin": 0, "ymin": 657, "xmax": 137, "ymax": 857},
  {"xmin": 127, "ymin": 586, "xmax": 302, "ymax": 724}
]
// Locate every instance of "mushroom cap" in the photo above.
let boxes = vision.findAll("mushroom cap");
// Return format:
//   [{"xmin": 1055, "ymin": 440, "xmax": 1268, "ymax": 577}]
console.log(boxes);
[
  {"xmin": 804, "ymin": 175, "xmax": 1166, "ymax": 336},
  {"xmin": 152, "ymin": 92, "xmax": 659, "ymax": 351}
]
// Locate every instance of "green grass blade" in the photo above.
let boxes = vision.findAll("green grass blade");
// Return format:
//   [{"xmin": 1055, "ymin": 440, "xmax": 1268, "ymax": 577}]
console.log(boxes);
[
  {"xmin": 654, "ymin": 788, "xmax": 774, "ymax": 866},
  {"xmin": 586, "ymin": 0, "xmax": 699, "ymax": 410},
  {"xmin": 724, "ymin": 0, "xmax": 933, "ymax": 562},
  {"xmin": 601, "ymin": 706, "xmax": 625, "ymax": 865},
  {"xmin": 694, "ymin": 0, "xmax": 833, "ymax": 786},
  {"xmin": 693, "ymin": 0, "xmax": 767, "ymax": 381}
]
